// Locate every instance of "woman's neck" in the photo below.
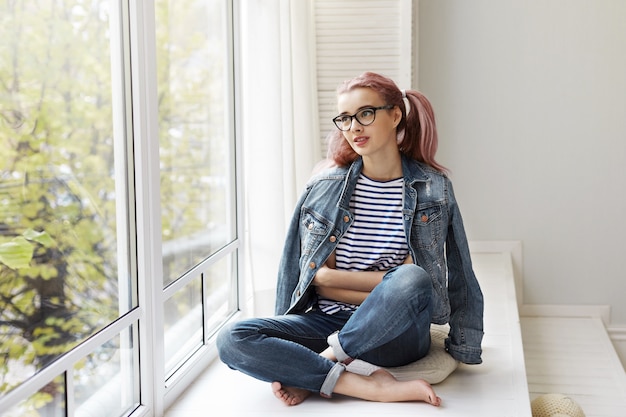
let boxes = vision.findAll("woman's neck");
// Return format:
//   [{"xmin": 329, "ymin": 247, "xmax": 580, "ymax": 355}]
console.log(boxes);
[{"xmin": 361, "ymin": 152, "xmax": 403, "ymax": 181}]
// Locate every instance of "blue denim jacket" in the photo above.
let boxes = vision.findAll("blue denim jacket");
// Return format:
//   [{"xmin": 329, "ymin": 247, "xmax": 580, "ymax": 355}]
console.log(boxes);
[{"xmin": 274, "ymin": 155, "xmax": 484, "ymax": 364}]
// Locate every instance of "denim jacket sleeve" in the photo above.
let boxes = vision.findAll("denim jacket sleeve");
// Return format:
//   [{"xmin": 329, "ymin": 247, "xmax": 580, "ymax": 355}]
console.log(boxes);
[{"xmin": 444, "ymin": 180, "xmax": 484, "ymax": 364}]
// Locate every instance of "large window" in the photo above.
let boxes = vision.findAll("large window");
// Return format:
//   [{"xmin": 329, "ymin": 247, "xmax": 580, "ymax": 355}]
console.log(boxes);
[
  {"xmin": 155, "ymin": 0, "xmax": 238, "ymax": 381},
  {"xmin": 0, "ymin": 1, "xmax": 239, "ymax": 416}
]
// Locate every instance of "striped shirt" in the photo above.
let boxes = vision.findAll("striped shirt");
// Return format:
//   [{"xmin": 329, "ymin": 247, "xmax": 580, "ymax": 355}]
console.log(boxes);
[{"xmin": 318, "ymin": 174, "xmax": 409, "ymax": 314}]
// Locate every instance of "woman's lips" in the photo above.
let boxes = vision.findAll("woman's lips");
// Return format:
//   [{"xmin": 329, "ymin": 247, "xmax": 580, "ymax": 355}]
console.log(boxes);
[{"xmin": 353, "ymin": 136, "xmax": 368, "ymax": 146}]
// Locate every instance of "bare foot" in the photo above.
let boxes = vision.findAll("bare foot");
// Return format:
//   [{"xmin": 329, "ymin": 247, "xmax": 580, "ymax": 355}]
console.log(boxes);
[
  {"xmin": 335, "ymin": 369, "xmax": 442, "ymax": 406},
  {"xmin": 271, "ymin": 381, "xmax": 311, "ymax": 406},
  {"xmin": 371, "ymin": 369, "xmax": 441, "ymax": 405}
]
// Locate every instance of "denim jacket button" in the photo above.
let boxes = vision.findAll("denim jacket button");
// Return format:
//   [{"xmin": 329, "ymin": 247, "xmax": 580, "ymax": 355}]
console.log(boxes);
[
  {"xmin": 421, "ymin": 215, "xmax": 428, "ymax": 222},
  {"xmin": 309, "ymin": 262, "xmax": 316, "ymax": 269},
  {"xmin": 343, "ymin": 215, "xmax": 349, "ymax": 222},
  {"xmin": 296, "ymin": 290, "xmax": 301, "ymax": 297},
  {"xmin": 329, "ymin": 236, "xmax": 336, "ymax": 242}
]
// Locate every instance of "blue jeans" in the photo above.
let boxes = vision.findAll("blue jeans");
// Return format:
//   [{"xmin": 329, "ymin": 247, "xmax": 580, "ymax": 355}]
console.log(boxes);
[{"xmin": 216, "ymin": 264, "xmax": 433, "ymax": 395}]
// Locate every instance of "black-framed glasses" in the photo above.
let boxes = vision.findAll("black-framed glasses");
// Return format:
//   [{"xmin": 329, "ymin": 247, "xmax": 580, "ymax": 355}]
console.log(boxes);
[{"xmin": 332, "ymin": 105, "xmax": 394, "ymax": 131}]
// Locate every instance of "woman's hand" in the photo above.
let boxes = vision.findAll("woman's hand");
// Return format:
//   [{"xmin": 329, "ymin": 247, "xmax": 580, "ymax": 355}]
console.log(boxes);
[{"xmin": 312, "ymin": 264, "xmax": 334, "ymax": 287}]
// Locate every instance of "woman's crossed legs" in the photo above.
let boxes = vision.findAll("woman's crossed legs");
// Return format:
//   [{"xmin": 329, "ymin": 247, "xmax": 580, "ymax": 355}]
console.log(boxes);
[{"xmin": 217, "ymin": 264, "xmax": 440, "ymax": 406}]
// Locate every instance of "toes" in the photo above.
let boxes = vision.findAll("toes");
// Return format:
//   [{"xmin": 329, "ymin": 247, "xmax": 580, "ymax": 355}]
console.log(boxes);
[
  {"xmin": 428, "ymin": 394, "xmax": 442, "ymax": 406},
  {"xmin": 271, "ymin": 382, "xmax": 282, "ymax": 397}
]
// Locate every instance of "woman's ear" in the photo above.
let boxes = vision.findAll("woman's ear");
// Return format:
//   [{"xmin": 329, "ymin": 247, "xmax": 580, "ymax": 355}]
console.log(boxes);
[{"xmin": 392, "ymin": 105, "xmax": 402, "ymax": 128}]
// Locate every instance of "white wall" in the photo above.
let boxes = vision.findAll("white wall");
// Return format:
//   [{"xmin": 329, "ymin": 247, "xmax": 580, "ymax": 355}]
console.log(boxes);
[{"xmin": 417, "ymin": 1, "xmax": 626, "ymax": 327}]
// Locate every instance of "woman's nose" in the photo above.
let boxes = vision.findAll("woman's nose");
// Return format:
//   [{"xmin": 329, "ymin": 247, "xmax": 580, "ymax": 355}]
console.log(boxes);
[{"xmin": 350, "ymin": 118, "xmax": 363, "ymax": 132}]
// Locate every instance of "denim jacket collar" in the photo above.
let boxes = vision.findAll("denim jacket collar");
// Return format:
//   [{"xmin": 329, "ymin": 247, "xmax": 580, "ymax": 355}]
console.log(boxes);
[{"xmin": 337, "ymin": 154, "xmax": 431, "ymax": 209}]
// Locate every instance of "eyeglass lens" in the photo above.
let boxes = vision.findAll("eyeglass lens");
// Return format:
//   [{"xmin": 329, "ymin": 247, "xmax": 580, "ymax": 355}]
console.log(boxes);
[{"xmin": 335, "ymin": 108, "xmax": 377, "ymax": 130}]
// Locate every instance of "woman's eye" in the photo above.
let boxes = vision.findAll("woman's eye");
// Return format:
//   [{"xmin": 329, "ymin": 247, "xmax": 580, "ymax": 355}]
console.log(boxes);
[{"xmin": 359, "ymin": 109, "xmax": 374, "ymax": 118}]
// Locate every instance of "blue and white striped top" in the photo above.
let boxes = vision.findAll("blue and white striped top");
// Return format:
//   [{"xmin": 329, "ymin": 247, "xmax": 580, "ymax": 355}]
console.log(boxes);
[{"xmin": 317, "ymin": 174, "xmax": 409, "ymax": 314}]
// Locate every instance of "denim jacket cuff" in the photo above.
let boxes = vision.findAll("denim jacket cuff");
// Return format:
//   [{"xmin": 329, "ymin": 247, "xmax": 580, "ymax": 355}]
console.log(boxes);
[{"xmin": 445, "ymin": 338, "xmax": 483, "ymax": 365}]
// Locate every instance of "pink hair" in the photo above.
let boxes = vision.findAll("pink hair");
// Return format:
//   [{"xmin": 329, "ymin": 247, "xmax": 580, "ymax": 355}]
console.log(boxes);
[{"xmin": 326, "ymin": 72, "xmax": 447, "ymax": 173}]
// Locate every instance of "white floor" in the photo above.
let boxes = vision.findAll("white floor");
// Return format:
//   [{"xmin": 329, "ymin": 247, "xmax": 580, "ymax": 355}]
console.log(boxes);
[
  {"xmin": 521, "ymin": 316, "xmax": 626, "ymax": 417},
  {"xmin": 165, "ymin": 252, "xmax": 533, "ymax": 417}
]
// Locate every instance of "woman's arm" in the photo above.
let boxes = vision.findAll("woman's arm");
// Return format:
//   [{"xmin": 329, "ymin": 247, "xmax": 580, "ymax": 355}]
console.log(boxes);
[
  {"xmin": 313, "ymin": 252, "xmax": 414, "ymax": 294},
  {"xmin": 313, "ymin": 265, "xmax": 385, "ymax": 292}
]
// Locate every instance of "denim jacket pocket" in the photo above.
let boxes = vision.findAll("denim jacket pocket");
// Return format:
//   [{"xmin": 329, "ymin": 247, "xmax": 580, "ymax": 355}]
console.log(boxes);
[
  {"xmin": 299, "ymin": 208, "xmax": 330, "ymax": 259},
  {"xmin": 412, "ymin": 203, "xmax": 443, "ymax": 249}
]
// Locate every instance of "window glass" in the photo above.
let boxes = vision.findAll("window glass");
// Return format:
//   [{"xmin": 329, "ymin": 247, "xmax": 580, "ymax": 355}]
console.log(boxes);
[
  {"xmin": 2, "ymin": 375, "xmax": 65, "ymax": 417},
  {"xmin": 163, "ymin": 252, "xmax": 237, "ymax": 378},
  {"xmin": 156, "ymin": 0, "xmax": 236, "ymax": 286},
  {"xmin": 164, "ymin": 277, "xmax": 203, "ymax": 377},
  {"xmin": 0, "ymin": 0, "xmax": 132, "ymax": 408},
  {"xmin": 74, "ymin": 328, "xmax": 139, "ymax": 417},
  {"xmin": 204, "ymin": 253, "xmax": 238, "ymax": 337}
]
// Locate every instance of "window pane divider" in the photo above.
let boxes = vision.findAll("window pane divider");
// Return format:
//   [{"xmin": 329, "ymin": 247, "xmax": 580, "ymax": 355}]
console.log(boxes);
[
  {"xmin": 162, "ymin": 240, "xmax": 240, "ymax": 301},
  {"xmin": 66, "ymin": 367, "xmax": 76, "ymax": 417}
]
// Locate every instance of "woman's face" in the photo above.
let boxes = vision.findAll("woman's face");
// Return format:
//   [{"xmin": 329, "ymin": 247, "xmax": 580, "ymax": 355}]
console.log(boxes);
[{"xmin": 336, "ymin": 87, "xmax": 401, "ymax": 160}]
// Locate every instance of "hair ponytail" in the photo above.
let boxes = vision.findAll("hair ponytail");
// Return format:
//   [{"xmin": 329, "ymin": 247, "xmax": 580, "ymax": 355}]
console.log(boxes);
[{"xmin": 401, "ymin": 90, "xmax": 447, "ymax": 173}]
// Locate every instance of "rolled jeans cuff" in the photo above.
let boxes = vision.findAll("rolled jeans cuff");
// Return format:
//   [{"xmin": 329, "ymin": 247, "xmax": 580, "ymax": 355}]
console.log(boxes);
[
  {"xmin": 327, "ymin": 332, "xmax": 353, "ymax": 364},
  {"xmin": 320, "ymin": 362, "xmax": 346, "ymax": 398}
]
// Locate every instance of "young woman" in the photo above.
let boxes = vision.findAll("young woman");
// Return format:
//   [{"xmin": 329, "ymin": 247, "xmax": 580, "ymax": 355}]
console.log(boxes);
[{"xmin": 217, "ymin": 72, "xmax": 484, "ymax": 407}]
